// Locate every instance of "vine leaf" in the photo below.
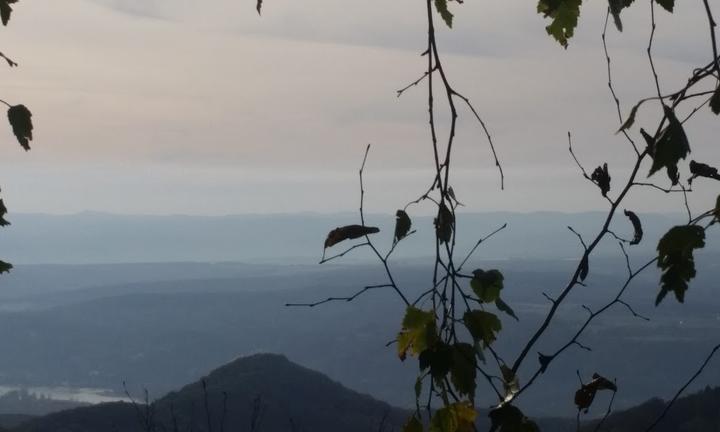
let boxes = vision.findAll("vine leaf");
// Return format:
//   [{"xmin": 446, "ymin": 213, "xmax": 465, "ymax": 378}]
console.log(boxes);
[
  {"xmin": 648, "ymin": 106, "xmax": 690, "ymax": 185},
  {"xmin": 402, "ymin": 416, "xmax": 423, "ymax": 432},
  {"xmin": 434, "ymin": 0, "xmax": 453, "ymax": 28},
  {"xmin": 398, "ymin": 307, "xmax": 437, "ymax": 361},
  {"xmin": 489, "ymin": 404, "xmax": 539, "ymax": 432},
  {"xmin": 591, "ymin": 163, "xmax": 611, "ymax": 196},
  {"xmin": 450, "ymin": 343, "xmax": 477, "ymax": 400},
  {"xmin": 394, "ymin": 210, "xmax": 412, "ymax": 243},
  {"xmin": 575, "ymin": 373, "xmax": 617, "ymax": 413},
  {"xmin": 624, "ymin": 210, "xmax": 643, "ymax": 245},
  {"xmin": 463, "ymin": 310, "xmax": 501, "ymax": 348},
  {"xmin": 435, "ymin": 202, "xmax": 454, "ymax": 244},
  {"xmin": 429, "ymin": 402, "xmax": 476, "ymax": 432},
  {"xmin": 688, "ymin": 160, "xmax": 720, "ymax": 184},
  {"xmin": 537, "ymin": 0, "xmax": 582, "ymax": 48},
  {"xmin": 710, "ymin": 86, "xmax": 720, "ymax": 115},
  {"xmin": 7, "ymin": 104, "xmax": 33, "ymax": 151},
  {"xmin": 656, "ymin": 225, "xmax": 706, "ymax": 305},
  {"xmin": 324, "ymin": 225, "xmax": 379, "ymax": 249},
  {"xmin": 654, "ymin": 0, "xmax": 674, "ymax": 13}
]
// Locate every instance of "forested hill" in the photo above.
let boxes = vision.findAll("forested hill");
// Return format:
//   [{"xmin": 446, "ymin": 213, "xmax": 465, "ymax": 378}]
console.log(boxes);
[
  {"xmin": 582, "ymin": 386, "xmax": 720, "ymax": 432},
  {"xmin": 13, "ymin": 353, "xmax": 409, "ymax": 432}
]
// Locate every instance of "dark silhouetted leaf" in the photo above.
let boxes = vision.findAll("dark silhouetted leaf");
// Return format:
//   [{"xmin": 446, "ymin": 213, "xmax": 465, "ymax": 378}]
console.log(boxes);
[
  {"xmin": 470, "ymin": 269, "xmax": 504, "ymax": 303},
  {"xmin": 450, "ymin": 343, "xmax": 477, "ymax": 399},
  {"xmin": 688, "ymin": 160, "xmax": 720, "ymax": 184},
  {"xmin": 414, "ymin": 376, "xmax": 422, "ymax": 401},
  {"xmin": 640, "ymin": 128, "xmax": 655, "ymax": 156},
  {"xmin": 0, "ymin": 197, "xmax": 8, "ymax": 227},
  {"xmin": 608, "ymin": 0, "xmax": 635, "ymax": 32},
  {"xmin": 434, "ymin": 0, "xmax": 453, "ymax": 28},
  {"xmin": 710, "ymin": 86, "xmax": 720, "ymax": 115},
  {"xmin": 591, "ymin": 163, "xmax": 611, "ymax": 196},
  {"xmin": 324, "ymin": 224, "xmax": 379, "ymax": 249},
  {"xmin": 448, "ymin": 187, "xmax": 464, "ymax": 206},
  {"xmin": 256, "ymin": 0, "xmax": 262, "ymax": 15},
  {"xmin": 537, "ymin": 0, "xmax": 582, "ymax": 48},
  {"xmin": 715, "ymin": 195, "xmax": 720, "ymax": 221},
  {"xmin": 7, "ymin": 104, "xmax": 33, "ymax": 151},
  {"xmin": 655, "ymin": 0, "xmax": 674, "ymax": 13},
  {"xmin": 624, "ymin": 210, "xmax": 643, "ymax": 245},
  {"xmin": 656, "ymin": 225, "xmax": 705, "ymax": 305},
  {"xmin": 489, "ymin": 404, "xmax": 539, "ymax": 432},
  {"xmin": 398, "ymin": 307, "xmax": 437, "ymax": 361},
  {"xmin": 617, "ymin": 100, "xmax": 642, "ymax": 132},
  {"xmin": 648, "ymin": 106, "xmax": 690, "ymax": 185},
  {"xmin": 435, "ymin": 202, "xmax": 454, "ymax": 244},
  {"xmin": 430, "ymin": 402, "xmax": 476, "ymax": 432},
  {"xmin": 495, "ymin": 298, "xmax": 518, "ymax": 321},
  {"xmin": 0, "ymin": 260, "xmax": 11, "ymax": 274},
  {"xmin": 575, "ymin": 373, "xmax": 617, "ymax": 413},
  {"xmin": 395, "ymin": 210, "xmax": 412, "ymax": 243},
  {"xmin": 463, "ymin": 310, "xmax": 502, "ymax": 348},
  {"xmin": 419, "ymin": 342, "xmax": 452, "ymax": 381},
  {"xmin": 0, "ymin": 0, "xmax": 18, "ymax": 26}
]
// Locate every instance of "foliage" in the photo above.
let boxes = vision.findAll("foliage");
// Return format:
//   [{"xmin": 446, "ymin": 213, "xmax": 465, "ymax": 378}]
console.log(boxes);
[{"xmin": 656, "ymin": 226, "xmax": 706, "ymax": 305}]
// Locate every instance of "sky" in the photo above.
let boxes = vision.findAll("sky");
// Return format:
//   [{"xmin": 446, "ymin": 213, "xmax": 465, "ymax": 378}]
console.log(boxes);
[{"xmin": 0, "ymin": 0, "xmax": 718, "ymax": 215}]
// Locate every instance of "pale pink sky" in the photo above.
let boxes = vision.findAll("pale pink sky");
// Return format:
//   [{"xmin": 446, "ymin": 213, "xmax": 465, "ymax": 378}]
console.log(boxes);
[{"xmin": 0, "ymin": 0, "xmax": 717, "ymax": 215}]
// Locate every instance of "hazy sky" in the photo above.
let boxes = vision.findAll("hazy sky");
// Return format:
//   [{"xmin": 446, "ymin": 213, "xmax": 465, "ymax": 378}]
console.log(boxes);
[{"xmin": 0, "ymin": 0, "xmax": 717, "ymax": 215}]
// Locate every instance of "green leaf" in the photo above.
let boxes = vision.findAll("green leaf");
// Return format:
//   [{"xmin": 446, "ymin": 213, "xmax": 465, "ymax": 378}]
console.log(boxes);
[
  {"xmin": 430, "ymin": 402, "xmax": 476, "ymax": 432},
  {"xmin": 0, "ymin": 261, "xmax": 11, "ymax": 274},
  {"xmin": 648, "ymin": 106, "xmax": 690, "ymax": 185},
  {"xmin": 7, "ymin": 104, "xmax": 33, "ymax": 151},
  {"xmin": 395, "ymin": 210, "xmax": 412, "ymax": 243},
  {"xmin": 434, "ymin": 0, "xmax": 453, "ymax": 28},
  {"xmin": 710, "ymin": 86, "xmax": 720, "ymax": 115},
  {"xmin": 655, "ymin": 0, "xmax": 674, "ymax": 13},
  {"xmin": 608, "ymin": 0, "xmax": 635, "ymax": 32},
  {"xmin": 470, "ymin": 269, "xmax": 504, "ymax": 303},
  {"xmin": 450, "ymin": 343, "xmax": 477, "ymax": 399},
  {"xmin": 398, "ymin": 307, "xmax": 437, "ymax": 360},
  {"xmin": 495, "ymin": 298, "xmax": 518, "ymax": 321},
  {"xmin": 463, "ymin": 310, "xmax": 502, "ymax": 347},
  {"xmin": 435, "ymin": 202, "xmax": 454, "ymax": 244},
  {"xmin": 656, "ymin": 225, "xmax": 706, "ymax": 305},
  {"xmin": 403, "ymin": 416, "xmax": 423, "ymax": 432},
  {"xmin": 488, "ymin": 404, "xmax": 539, "ymax": 432},
  {"xmin": 537, "ymin": 0, "xmax": 583, "ymax": 48}
]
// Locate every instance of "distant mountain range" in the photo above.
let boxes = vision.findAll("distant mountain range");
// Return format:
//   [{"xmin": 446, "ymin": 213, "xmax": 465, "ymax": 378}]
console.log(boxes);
[
  {"xmin": 7, "ymin": 354, "xmax": 720, "ymax": 432},
  {"xmin": 1, "ymin": 211, "xmax": 715, "ymax": 264}
]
